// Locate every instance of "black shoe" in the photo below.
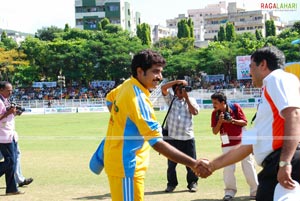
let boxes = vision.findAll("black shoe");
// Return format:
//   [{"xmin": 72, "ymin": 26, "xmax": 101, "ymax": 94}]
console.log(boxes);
[
  {"xmin": 187, "ymin": 182, "xmax": 198, "ymax": 192},
  {"xmin": 19, "ymin": 178, "xmax": 33, "ymax": 187},
  {"xmin": 164, "ymin": 186, "xmax": 176, "ymax": 193},
  {"xmin": 223, "ymin": 195, "xmax": 233, "ymax": 201}
]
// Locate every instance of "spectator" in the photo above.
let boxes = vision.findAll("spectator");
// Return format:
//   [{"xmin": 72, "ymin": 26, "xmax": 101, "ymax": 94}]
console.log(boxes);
[
  {"xmin": 210, "ymin": 92, "xmax": 258, "ymax": 201},
  {"xmin": 161, "ymin": 79, "xmax": 199, "ymax": 193}
]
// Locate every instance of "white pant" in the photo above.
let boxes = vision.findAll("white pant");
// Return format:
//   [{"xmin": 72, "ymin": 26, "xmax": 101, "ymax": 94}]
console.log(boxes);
[{"xmin": 222, "ymin": 145, "xmax": 258, "ymax": 197}]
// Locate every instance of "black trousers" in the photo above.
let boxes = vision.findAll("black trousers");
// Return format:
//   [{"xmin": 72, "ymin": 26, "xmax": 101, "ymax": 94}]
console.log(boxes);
[
  {"xmin": 256, "ymin": 145, "xmax": 300, "ymax": 201},
  {"xmin": 0, "ymin": 140, "xmax": 18, "ymax": 193},
  {"xmin": 166, "ymin": 138, "xmax": 198, "ymax": 188}
]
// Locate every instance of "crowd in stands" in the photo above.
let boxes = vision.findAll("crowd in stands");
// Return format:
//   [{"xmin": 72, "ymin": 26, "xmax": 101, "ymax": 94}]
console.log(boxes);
[
  {"xmin": 11, "ymin": 79, "xmax": 254, "ymax": 101},
  {"xmin": 11, "ymin": 81, "xmax": 116, "ymax": 101}
]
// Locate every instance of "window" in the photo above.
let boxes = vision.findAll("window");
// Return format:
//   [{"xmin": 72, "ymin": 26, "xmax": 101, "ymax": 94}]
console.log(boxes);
[{"xmin": 107, "ymin": 5, "xmax": 119, "ymax": 12}]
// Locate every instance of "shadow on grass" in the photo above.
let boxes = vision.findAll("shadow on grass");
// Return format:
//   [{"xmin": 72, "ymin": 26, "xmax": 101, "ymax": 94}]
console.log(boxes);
[
  {"xmin": 191, "ymin": 196, "xmax": 252, "ymax": 201},
  {"xmin": 145, "ymin": 189, "xmax": 188, "ymax": 195},
  {"xmin": 73, "ymin": 193, "xmax": 111, "ymax": 200},
  {"xmin": 73, "ymin": 193, "xmax": 252, "ymax": 201}
]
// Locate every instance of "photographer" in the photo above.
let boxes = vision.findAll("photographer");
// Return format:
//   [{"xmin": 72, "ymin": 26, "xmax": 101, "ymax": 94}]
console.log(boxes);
[
  {"xmin": 210, "ymin": 92, "xmax": 258, "ymax": 201},
  {"xmin": 0, "ymin": 81, "xmax": 24, "ymax": 195},
  {"xmin": 161, "ymin": 79, "xmax": 199, "ymax": 193}
]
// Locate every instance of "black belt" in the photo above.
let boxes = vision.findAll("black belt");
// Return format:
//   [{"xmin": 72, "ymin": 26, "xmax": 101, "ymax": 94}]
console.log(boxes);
[{"xmin": 261, "ymin": 143, "xmax": 300, "ymax": 168}]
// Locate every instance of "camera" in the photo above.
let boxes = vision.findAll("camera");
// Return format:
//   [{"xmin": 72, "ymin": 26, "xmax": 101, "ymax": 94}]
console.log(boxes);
[
  {"xmin": 178, "ymin": 84, "xmax": 193, "ymax": 92},
  {"xmin": 223, "ymin": 112, "xmax": 232, "ymax": 121},
  {"xmin": 7, "ymin": 102, "xmax": 26, "ymax": 115}
]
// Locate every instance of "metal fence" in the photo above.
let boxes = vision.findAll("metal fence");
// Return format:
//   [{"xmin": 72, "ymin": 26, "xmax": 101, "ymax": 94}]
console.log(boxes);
[
  {"xmin": 15, "ymin": 88, "xmax": 261, "ymax": 110},
  {"xmin": 15, "ymin": 98, "xmax": 107, "ymax": 109}
]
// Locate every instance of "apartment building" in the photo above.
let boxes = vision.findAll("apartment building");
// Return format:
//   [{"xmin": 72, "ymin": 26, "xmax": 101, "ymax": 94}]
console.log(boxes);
[
  {"xmin": 204, "ymin": 2, "xmax": 284, "ymax": 41},
  {"xmin": 188, "ymin": 1, "xmax": 227, "ymax": 41},
  {"xmin": 151, "ymin": 25, "xmax": 177, "ymax": 43},
  {"xmin": 163, "ymin": 1, "xmax": 284, "ymax": 42},
  {"xmin": 75, "ymin": 0, "xmax": 141, "ymax": 34}
]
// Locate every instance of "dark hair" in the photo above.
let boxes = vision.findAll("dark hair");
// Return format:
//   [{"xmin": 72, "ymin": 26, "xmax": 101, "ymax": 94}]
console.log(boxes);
[
  {"xmin": 211, "ymin": 91, "xmax": 227, "ymax": 103},
  {"xmin": 0, "ymin": 81, "xmax": 11, "ymax": 90},
  {"xmin": 251, "ymin": 46, "xmax": 285, "ymax": 71},
  {"xmin": 131, "ymin": 49, "xmax": 166, "ymax": 78}
]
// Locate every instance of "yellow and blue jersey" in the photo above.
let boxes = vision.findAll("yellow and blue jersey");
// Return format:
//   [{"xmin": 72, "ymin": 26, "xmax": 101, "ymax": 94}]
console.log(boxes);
[{"xmin": 104, "ymin": 76, "xmax": 162, "ymax": 178}]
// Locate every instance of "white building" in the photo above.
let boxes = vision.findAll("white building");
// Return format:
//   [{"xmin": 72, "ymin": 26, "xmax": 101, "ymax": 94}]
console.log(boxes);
[
  {"xmin": 204, "ymin": 2, "xmax": 284, "ymax": 41},
  {"xmin": 188, "ymin": 1, "xmax": 227, "ymax": 41},
  {"xmin": 75, "ymin": 0, "xmax": 141, "ymax": 34},
  {"xmin": 151, "ymin": 25, "xmax": 176, "ymax": 43}
]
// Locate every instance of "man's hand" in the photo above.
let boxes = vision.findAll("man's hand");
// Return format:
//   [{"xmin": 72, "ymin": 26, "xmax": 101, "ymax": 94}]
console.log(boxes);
[
  {"xmin": 277, "ymin": 165, "xmax": 297, "ymax": 189},
  {"xmin": 193, "ymin": 158, "xmax": 214, "ymax": 178},
  {"xmin": 6, "ymin": 107, "xmax": 17, "ymax": 115}
]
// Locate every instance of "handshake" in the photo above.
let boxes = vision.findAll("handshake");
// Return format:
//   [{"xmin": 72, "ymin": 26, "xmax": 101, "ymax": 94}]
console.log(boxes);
[{"xmin": 191, "ymin": 159, "xmax": 216, "ymax": 178}]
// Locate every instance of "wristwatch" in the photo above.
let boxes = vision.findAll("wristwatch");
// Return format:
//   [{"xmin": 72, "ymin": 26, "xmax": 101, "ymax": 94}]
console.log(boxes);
[{"xmin": 279, "ymin": 161, "xmax": 291, "ymax": 167}]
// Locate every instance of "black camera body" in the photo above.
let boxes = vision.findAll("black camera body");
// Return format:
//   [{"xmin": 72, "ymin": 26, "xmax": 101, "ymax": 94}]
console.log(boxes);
[
  {"xmin": 178, "ymin": 84, "xmax": 193, "ymax": 92},
  {"xmin": 7, "ymin": 102, "xmax": 26, "ymax": 114},
  {"xmin": 223, "ymin": 112, "xmax": 232, "ymax": 121}
]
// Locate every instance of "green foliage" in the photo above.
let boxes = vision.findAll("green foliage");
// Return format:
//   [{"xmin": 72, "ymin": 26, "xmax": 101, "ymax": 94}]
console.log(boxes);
[
  {"xmin": 164, "ymin": 50, "xmax": 199, "ymax": 78},
  {"xmin": 292, "ymin": 21, "xmax": 300, "ymax": 34},
  {"xmin": 64, "ymin": 24, "xmax": 70, "ymax": 32},
  {"xmin": 277, "ymin": 28, "xmax": 299, "ymax": 39},
  {"xmin": 213, "ymin": 35, "xmax": 218, "ymax": 41},
  {"xmin": 1, "ymin": 31, "xmax": 8, "ymax": 40},
  {"xmin": 177, "ymin": 19, "xmax": 193, "ymax": 39},
  {"xmin": 154, "ymin": 37, "xmax": 194, "ymax": 54},
  {"xmin": 218, "ymin": 26, "xmax": 226, "ymax": 41},
  {"xmin": 99, "ymin": 18, "xmax": 110, "ymax": 31},
  {"xmin": 0, "ymin": 37, "xmax": 18, "ymax": 50},
  {"xmin": 35, "ymin": 26, "xmax": 63, "ymax": 41},
  {"xmin": 136, "ymin": 23, "xmax": 151, "ymax": 46},
  {"xmin": 102, "ymin": 24, "xmax": 123, "ymax": 33},
  {"xmin": 187, "ymin": 18, "xmax": 194, "ymax": 38},
  {"xmin": 265, "ymin": 20, "xmax": 276, "ymax": 37},
  {"xmin": 255, "ymin": 29, "xmax": 263, "ymax": 40},
  {"xmin": 225, "ymin": 22, "xmax": 236, "ymax": 41},
  {"xmin": 2, "ymin": 22, "xmax": 299, "ymax": 87},
  {"xmin": 0, "ymin": 47, "xmax": 29, "ymax": 82}
]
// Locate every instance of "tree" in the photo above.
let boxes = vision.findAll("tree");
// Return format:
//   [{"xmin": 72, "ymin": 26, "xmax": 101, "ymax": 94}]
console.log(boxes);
[
  {"xmin": 1, "ymin": 31, "xmax": 18, "ymax": 50},
  {"xmin": 187, "ymin": 18, "xmax": 194, "ymax": 38},
  {"xmin": 0, "ymin": 48, "xmax": 29, "ymax": 82},
  {"xmin": 265, "ymin": 20, "xmax": 276, "ymax": 37},
  {"xmin": 255, "ymin": 29, "xmax": 263, "ymax": 40},
  {"xmin": 225, "ymin": 22, "xmax": 236, "ymax": 41},
  {"xmin": 64, "ymin": 24, "xmax": 70, "ymax": 32},
  {"xmin": 35, "ymin": 26, "xmax": 63, "ymax": 41},
  {"xmin": 1, "ymin": 31, "xmax": 8, "ymax": 41},
  {"xmin": 102, "ymin": 24, "xmax": 123, "ymax": 33},
  {"xmin": 291, "ymin": 21, "xmax": 300, "ymax": 34},
  {"xmin": 164, "ymin": 50, "xmax": 199, "ymax": 78},
  {"xmin": 136, "ymin": 23, "xmax": 151, "ymax": 46},
  {"xmin": 177, "ymin": 19, "xmax": 192, "ymax": 39},
  {"xmin": 218, "ymin": 26, "xmax": 226, "ymax": 42},
  {"xmin": 98, "ymin": 18, "xmax": 110, "ymax": 31},
  {"xmin": 213, "ymin": 35, "xmax": 218, "ymax": 41}
]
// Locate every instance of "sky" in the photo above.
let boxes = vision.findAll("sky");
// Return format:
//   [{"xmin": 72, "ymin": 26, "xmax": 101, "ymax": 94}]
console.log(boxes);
[{"xmin": 0, "ymin": 0, "xmax": 299, "ymax": 34}]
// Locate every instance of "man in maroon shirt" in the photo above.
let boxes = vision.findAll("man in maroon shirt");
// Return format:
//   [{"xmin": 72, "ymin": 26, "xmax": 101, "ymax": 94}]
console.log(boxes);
[{"xmin": 211, "ymin": 92, "xmax": 258, "ymax": 201}]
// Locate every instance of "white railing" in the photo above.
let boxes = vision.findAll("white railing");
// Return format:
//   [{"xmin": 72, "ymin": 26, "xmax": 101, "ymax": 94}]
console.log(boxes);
[{"xmin": 15, "ymin": 88, "xmax": 261, "ymax": 109}]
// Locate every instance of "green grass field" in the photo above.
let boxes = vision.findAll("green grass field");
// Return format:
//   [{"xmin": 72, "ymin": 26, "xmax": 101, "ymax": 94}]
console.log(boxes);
[{"xmin": 0, "ymin": 109, "xmax": 260, "ymax": 201}]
